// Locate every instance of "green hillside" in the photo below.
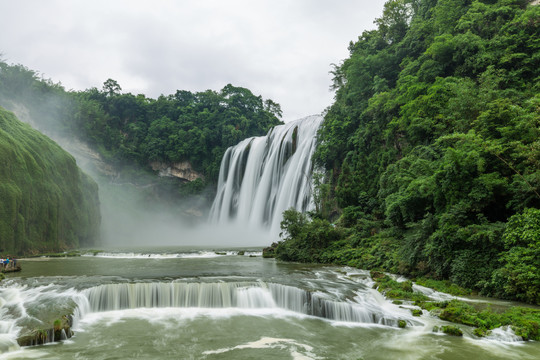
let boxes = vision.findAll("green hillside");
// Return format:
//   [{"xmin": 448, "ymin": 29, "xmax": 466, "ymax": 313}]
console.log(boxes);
[
  {"xmin": 274, "ymin": 0, "xmax": 539, "ymax": 305},
  {"xmin": 0, "ymin": 107, "xmax": 100, "ymax": 254}
]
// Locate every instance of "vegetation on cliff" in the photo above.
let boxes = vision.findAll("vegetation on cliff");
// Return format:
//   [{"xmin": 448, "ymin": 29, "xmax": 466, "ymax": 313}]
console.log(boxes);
[
  {"xmin": 0, "ymin": 107, "xmax": 100, "ymax": 254},
  {"xmin": 0, "ymin": 62, "xmax": 283, "ymax": 186},
  {"xmin": 272, "ymin": 0, "xmax": 540, "ymax": 305}
]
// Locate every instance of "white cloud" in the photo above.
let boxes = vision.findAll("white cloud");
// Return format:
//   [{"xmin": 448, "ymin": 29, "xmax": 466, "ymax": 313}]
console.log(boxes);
[{"xmin": 0, "ymin": 0, "xmax": 386, "ymax": 121}]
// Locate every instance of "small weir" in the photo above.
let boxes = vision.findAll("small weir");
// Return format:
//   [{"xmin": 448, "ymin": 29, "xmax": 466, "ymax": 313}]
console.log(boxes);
[
  {"xmin": 76, "ymin": 281, "xmax": 409, "ymax": 327},
  {"xmin": 0, "ymin": 278, "xmax": 416, "ymax": 351}
]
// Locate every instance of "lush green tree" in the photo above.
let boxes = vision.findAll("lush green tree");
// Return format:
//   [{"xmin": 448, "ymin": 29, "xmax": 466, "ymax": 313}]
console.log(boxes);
[
  {"xmin": 491, "ymin": 208, "xmax": 540, "ymax": 304},
  {"xmin": 0, "ymin": 60, "xmax": 282, "ymax": 186},
  {"xmin": 283, "ymin": 0, "xmax": 540, "ymax": 304}
]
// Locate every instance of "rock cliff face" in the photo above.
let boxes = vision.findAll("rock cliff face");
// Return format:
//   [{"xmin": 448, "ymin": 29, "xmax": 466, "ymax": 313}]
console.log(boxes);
[{"xmin": 150, "ymin": 161, "xmax": 204, "ymax": 182}]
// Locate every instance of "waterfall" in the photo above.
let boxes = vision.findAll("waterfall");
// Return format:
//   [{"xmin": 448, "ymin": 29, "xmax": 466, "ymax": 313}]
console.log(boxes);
[
  {"xmin": 76, "ymin": 281, "xmax": 410, "ymax": 327},
  {"xmin": 209, "ymin": 115, "xmax": 323, "ymax": 234}
]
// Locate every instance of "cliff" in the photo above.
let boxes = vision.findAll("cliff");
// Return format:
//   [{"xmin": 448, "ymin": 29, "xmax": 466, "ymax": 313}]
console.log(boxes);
[{"xmin": 0, "ymin": 107, "xmax": 100, "ymax": 254}]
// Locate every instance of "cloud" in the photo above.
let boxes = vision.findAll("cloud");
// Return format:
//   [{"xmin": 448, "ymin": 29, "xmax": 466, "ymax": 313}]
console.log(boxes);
[{"xmin": 0, "ymin": 0, "xmax": 385, "ymax": 121}]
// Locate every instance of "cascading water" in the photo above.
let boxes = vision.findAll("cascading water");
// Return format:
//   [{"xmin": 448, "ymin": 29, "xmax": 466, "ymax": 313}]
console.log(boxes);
[
  {"xmin": 2, "ymin": 255, "xmax": 538, "ymax": 359},
  {"xmin": 0, "ymin": 277, "xmax": 416, "ymax": 351},
  {"xmin": 210, "ymin": 115, "xmax": 323, "ymax": 234},
  {"xmin": 77, "ymin": 281, "xmax": 408, "ymax": 327}
]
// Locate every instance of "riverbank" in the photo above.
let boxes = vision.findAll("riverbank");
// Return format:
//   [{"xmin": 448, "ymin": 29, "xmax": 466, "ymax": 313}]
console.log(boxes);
[
  {"xmin": 371, "ymin": 271, "xmax": 540, "ymax": 341},
  {"xmin": 263, "ymin": 243, "xmax": 540, "ymax": 342}
]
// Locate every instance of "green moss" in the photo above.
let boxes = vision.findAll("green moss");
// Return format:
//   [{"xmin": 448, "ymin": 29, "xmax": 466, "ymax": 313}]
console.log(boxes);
[
  {"xmin": 398, "ymin": 320, "xmax": 407, "ymax": 328},
  {"xmin": 411, "ymin": 309, "xmax": 423, "ymax": 317},
  {"xmin": 0, "ymin": 107, "xmax": 100, "ymax": 255},
  {"xmin": 372, "ymin": 273, "xmax": 429, "ymax": 302},
  {"xmin": 416, "ymin": 299, "xmax": 540, "ymax": 341},
  {"xmin": 441, "ymin": 325, "xmax": 463, "ymax": 337},
  {"xmin": 473, "ymin": 328, "xmax": 490, "ymax": 337}
]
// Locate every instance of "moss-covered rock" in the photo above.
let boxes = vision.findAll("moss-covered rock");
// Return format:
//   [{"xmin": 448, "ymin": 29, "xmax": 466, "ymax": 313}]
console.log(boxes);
[
  {"xmin": 441, "ymin": 325, "xmax": 463, "ymax": 337},
  {"xmin": 17, "ymin": 316, "xmax": 73, "ymax": 347},
  {"xmin": 372, "ymin": 273, "xmax": 429, "ymax": 302},
  {"xmin": 417, "ymin": 299, "xmax": 540, "ymax": 341},
  {"xmin": 0, "ymin": 107, "xmax": 100, "ymax": 254}
]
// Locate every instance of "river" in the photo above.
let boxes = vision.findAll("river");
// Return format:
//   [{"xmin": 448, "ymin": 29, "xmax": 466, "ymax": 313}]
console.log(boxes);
[{"xmin": 0, "ymin": 247, "xmax": 538, "ymax": 359}]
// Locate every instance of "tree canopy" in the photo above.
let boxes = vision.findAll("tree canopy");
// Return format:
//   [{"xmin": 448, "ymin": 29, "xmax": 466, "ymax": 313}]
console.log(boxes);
[
  {"xmin": 0, "ymin": 62, "xmax": 283, "ymax": 184},
  {"xmin": 276, "ymin": 0, "xmax": 540, "ymax": 304}
]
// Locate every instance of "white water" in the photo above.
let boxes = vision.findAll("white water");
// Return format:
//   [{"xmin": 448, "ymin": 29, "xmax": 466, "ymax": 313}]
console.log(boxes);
[
  {"xmin": 76, "ymin": 281, "xmax": 410, "ymax": 327},
  {"xmin": 0, "ymin": 277, "xmax": 414, "ymax": 352},
  {"xmin": 82, "ymin": 250, "xmax": 262, "ymax": 259},
  {"xmin": 1, "ymin": 255, "xmax": 538, "ymax": 359},
  {"xmin": 210, "ymin": 115, "xmax": 323, "ymax": 234}
]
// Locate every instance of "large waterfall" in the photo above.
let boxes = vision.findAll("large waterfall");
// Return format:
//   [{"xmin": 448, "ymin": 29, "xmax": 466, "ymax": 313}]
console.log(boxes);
[{"xmin": 210, "ymin": 115, "xmax": 323, "ymax": 234}]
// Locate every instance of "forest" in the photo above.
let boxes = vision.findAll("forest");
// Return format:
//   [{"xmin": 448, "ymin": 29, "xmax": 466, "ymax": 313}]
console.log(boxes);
[
  {"xmin": 0, "ymin": 63, "xmax": 283, "ymax": 186},
  {"xmin": 273, "ymin": 0, "xmax": 540, "ymax": 305}
]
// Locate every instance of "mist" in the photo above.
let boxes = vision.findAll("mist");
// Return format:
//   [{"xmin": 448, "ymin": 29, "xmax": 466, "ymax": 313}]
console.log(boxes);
[{"xmin": 1, "ymin": 94, "xmax": 275, "ymax": 250}]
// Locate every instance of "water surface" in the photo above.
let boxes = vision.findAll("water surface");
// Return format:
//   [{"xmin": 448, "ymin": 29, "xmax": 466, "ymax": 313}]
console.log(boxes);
[{"xmin": 0, "ymin": 248, "xmax": 538, "ymax": 359}]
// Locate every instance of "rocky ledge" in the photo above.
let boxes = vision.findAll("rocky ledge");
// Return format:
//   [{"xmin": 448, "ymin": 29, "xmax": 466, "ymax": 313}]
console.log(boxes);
[{"xmin": 150, "ymin": 161, "xmax": 204, "ymax": 182}]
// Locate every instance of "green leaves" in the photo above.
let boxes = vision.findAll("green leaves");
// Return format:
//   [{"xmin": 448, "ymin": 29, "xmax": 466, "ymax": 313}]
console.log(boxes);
[
  {"xmin": 491, "ymin": 208, "xmax": 540, "ymax": 304},
  {"xmin": 0, "ymin": 60, "xmax": 283, "ymax": 184},
  {"xmin": 276, "ymin": 209, "xmax": 343, "ymax": 263},
  {"xmin": 308, "ymin": 0, "xmax": 540, "ymax": 303}
]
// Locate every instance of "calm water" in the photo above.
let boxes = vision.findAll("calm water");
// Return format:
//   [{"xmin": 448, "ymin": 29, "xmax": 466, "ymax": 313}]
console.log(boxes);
[{"xmin": 0, "ymin": 247, "xmax": 538, "ymax": 359}]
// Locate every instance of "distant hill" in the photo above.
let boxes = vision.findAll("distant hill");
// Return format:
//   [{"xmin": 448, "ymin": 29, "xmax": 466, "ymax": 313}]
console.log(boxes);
[{"xmin": 0, "ymin": 107, "xmax": 100, "ymax": 254}]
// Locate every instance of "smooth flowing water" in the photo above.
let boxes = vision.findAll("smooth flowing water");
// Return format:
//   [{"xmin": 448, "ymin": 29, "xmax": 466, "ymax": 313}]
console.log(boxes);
[
  {"xmin": 0, "ymin": 248, "xmax": 538, "ymax": 359},
  {"xmin": 210, "ymin": 115, "xmax": 323, "ymax": 235}
]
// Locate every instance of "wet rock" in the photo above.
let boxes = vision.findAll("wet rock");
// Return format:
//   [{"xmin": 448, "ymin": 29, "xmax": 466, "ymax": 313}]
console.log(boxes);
[{"xmin": 17, "ymin": 315, "xmax": 73, "ymax": 347}]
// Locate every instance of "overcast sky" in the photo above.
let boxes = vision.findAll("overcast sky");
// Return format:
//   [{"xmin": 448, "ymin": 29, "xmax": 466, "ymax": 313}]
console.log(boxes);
[{"xmin": 0, "ymin": 0, "xmax": 386, "ymax": 122}]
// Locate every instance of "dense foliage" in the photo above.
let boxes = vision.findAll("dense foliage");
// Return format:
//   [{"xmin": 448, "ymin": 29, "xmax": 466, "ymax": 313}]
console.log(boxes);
[
  {"xmin": 368, "ymin": 271, "xmax": 540, "ymax": 340},
  {"xmin": 274, "ymin": 0, "xmax": 540, "ymax": 304},
  {"xmin": 0, "ymin": 62, "xmax": 283, "ymax": 184},
  {"xmin": 72, "ymin": 82, "xmax": 282, "ymax": 181},
  {"xmin": 0, "ymin": 107, "xmax": 100, "ymax": 254}
]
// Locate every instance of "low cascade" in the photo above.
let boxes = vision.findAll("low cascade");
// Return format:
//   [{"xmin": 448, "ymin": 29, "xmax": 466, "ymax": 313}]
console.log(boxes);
[
  {"xmin": 209, "ymin": 115, "xmax": 323, "ymax": 233},
  {"xmin": 77, "ymin": 281, "xmax": 406, "ymax": 327}
]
